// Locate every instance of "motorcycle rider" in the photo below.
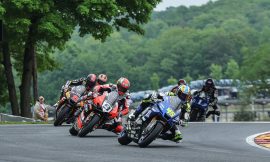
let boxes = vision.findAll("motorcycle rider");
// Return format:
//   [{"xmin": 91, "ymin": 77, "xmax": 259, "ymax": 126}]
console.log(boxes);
[
  {"xmin": 129, "ymin": 84, "xmax": 192, "ymax": 142},
  {"xmin": 194, "ymin": 78, "xmax": 220, "ymax": 119},
  {"xmin": 169, "ymin": 79, "xmax": 190, "ymax": 122},
  {"xmin": 80, "ymin": 77, "xmax": 131, "ymax": 134},
  {"xmin": 54, "ymin": 74, "xmax": 107, "ymax": 110},
  {"xmin": 170, "ymin": 79, "xmax": 187, "ymax": 93}
]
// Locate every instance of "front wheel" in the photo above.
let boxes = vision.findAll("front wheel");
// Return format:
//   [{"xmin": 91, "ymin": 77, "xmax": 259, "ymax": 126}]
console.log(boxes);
[
  {"xmin": 118, "ymin": 130, "xmax": 132, "ymax": 145},
  {"xmin": 138, "ymin": 121, "xmax": 164, "ymax": 148},
  {"xmin": 54, "ymin": 106, "xmax": 69, "ymax": 126},
  {"xmin": 189, "ymin": 108, "xmax": 200, "ymax": 122},
  {"xmin": 69, "ymin": 126, "xmax": 78, "ymax": 136},
  {"xmin": 77, "ymin": 114, "xmax": 101, "ymax": 137}
]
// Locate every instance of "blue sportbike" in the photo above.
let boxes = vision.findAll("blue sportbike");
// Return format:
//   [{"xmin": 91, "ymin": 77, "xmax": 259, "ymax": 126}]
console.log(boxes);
[
  {"xmin": 189, "ymin": 94, "xmax": 210, "ymax": 122},
  {"xmin": 118, "ymin": 96, "xmax": 184, "ymax": 148}
]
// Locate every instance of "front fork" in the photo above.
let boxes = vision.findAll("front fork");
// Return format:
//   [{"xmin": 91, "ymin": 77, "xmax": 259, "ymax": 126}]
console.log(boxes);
[{"xmin": 127, "ymin": 107, "xmax": 161, "ymax": 140}]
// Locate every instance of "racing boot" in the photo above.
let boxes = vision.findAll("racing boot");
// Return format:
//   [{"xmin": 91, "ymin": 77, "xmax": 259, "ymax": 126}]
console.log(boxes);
[
  {"xmin": 172, "ymin": 130, "xmax": 182, "ymax": 143},
  {"xmin": 160, "ymin": 130, "xmax": 183, "ymax": 143}
]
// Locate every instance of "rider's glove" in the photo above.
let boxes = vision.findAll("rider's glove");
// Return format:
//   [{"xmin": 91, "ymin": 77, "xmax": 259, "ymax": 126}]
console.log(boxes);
[{"xmin": 165, "ymin": 92, "xmax": 175, "ymax": 96}]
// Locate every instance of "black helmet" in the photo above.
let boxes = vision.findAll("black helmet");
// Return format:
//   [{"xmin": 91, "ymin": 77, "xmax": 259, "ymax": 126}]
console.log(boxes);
[{"xmin": 205, "ymin": 78, "xmax": 215, "ymax": 88}]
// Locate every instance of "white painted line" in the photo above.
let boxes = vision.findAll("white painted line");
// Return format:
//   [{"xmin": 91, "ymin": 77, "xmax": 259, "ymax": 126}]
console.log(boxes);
[{"xmin": 246, "ymin": 131, "xmax": 270, "ymax": 152}]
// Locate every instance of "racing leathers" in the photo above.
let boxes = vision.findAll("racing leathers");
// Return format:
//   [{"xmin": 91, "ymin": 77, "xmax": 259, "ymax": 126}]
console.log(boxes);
[{"xmin": 130, "ymin": 92, "xmax": 190, "ymax": 142}]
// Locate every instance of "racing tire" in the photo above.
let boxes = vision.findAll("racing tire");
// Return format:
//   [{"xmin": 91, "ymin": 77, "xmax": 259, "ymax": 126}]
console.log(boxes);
[
  {"xmin": 138, "ymin": 121, "xmax": 164, "ymax": 148},
  {"xmin": 69, "ymin": 126, "xmax": 78, "ymax": 136},
  {"xmin": 118, "ymin": 130, "xmax": 132, "ymax": 145},
  {"xmin": 77, "ymin": 114, "xmax": 100, "ymax": 137},
  {"xmin": 198, "ymin": 110, "xmax": 206, "ymax": 122},
  {"xmin": 54, "ymin": 106, "xmax": 69, "ymax": 126},
  {"xmin": 189, "ymin": 109, "xmax": 199, "ymax": 122}
]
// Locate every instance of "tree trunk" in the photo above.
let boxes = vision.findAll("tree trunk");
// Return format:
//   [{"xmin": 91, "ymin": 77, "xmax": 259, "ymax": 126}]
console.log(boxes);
[
  {"xmin": 2, "ymin": 41, "xmax": 20, "ymax": 115},
  {"xmin": 20, "ymin": 18, "xmax": 38, "ymax": 118},
  {"xmin": 32, "ymin": 47, "xmax": 38, "ymax": 102}
]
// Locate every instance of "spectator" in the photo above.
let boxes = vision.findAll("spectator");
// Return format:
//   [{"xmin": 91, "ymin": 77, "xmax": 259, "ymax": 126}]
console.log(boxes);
[{"xmin": 34, "ymin": 96, "xmax": 48, "ymax": 121}]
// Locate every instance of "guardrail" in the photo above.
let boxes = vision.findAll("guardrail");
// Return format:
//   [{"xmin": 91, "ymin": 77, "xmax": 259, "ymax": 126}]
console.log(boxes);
[{"xmin": 0, "ymin": 113, "xmax": 35, "ymax": 122}]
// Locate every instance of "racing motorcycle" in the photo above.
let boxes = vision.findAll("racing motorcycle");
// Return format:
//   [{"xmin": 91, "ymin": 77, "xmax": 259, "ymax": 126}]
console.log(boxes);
[
  {"xmin": 54, "ymin": 85, "xmax": 85, "ymax": 126},
  {"xmin": 118, "ymin": 95, "xmax": 185, "ymax": 148},
  {"xmin": 69, "ymin": 90, "xmax": 120, "ymax": 137},
  {"xmin": 189, "ymin": 93, "xmax": 210, "ymax": 122}
]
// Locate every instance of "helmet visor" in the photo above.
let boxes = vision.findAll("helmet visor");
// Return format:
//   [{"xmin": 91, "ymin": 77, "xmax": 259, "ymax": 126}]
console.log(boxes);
[
  {"xmin": 86, "ymin": 80, "xmax": 95, "ymax": 88},
  {"xmin": 118, "ymin": 86, "xmax": 128, "ymax": 95},
  {"xmin": 98, "ymin": 80, "xmax": 105, "ymax": 85}
]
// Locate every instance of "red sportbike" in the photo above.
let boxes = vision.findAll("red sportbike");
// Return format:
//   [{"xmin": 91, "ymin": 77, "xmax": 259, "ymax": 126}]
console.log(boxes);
[{"xmin": 69, "ymin": 90, "xmax": 120, "ymax": 137}]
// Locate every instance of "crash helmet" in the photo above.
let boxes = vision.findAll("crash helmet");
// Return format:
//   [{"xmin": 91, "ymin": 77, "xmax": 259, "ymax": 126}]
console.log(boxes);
[
  {"xmin": 97, "ymin": 74, "xmax": 108, "ymax": 85},
  {"xmin": 178, "ymin": 79, "xmax": 187, "ymax": 86},
  {"xmin": 176, "ymin": 85, "xmax": 191, "ymax": 102},
  {"xmin": 86, "ymin": 74, "xmax": 97, "ymax": 89},
  {"xmin": 116, "ymin": 77, "xmax": 130, "ymax": 96}
]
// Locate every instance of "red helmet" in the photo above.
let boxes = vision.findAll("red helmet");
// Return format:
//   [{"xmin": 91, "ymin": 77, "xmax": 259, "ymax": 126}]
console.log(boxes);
[
  {"xmin": 178, "ymin": 79, "xmax": 187, "ymax": 86},
  {"xmin": 97, "ymin": 74, "xmax": 107, "ymax": 85},
  {"xmin": 116, "ymin": 77, "xmax": 130, "ymax": 96},
  {"xmin": 86, "ymin": 74, "xmax": 97, "ymax": 89}
]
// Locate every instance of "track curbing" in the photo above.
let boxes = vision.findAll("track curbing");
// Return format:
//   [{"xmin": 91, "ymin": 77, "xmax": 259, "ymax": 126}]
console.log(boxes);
[{"xmin": 246, "ymin": 131, "xmax": 270, "ymax": 152}]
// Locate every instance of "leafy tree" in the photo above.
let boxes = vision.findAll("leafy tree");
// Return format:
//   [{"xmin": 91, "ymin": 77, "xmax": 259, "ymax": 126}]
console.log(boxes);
[
  {"xmin": 241, "ymin": 44, "xmax": 270, "ymax": 95},
  {"xmin": 225, "ymin": 59, "xmax": 240, "ymax": 79},
  {"xmin": 184, "ymin": 73, "xmax": 193, "ymax": 84},
  {"xmin": 210, "ymin": 64, "xmax": 223, "ymax": 80},
  {"xmin": 167, "ymin": 76, "xmax": 177, "ymax": 85},
  {"xmin": 150, "ymin": 73, "xmax": 160, "ymax": 90}
]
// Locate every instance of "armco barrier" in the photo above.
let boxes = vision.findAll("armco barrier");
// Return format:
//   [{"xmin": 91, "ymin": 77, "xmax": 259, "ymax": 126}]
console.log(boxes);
[{"xmin": 0, "ymin": 113, "xmax": 35, "ymax": 122}]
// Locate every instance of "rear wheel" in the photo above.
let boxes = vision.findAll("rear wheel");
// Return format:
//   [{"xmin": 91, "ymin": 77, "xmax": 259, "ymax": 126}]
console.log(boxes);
[
  {"xmin": 118, "ymin": 130, "xmax": 132, "ymax": 145},
  {"xmin": 138, "ymin": 121, "xmax": 164, "ymax": 148},
  {"xmin": 77, "ymin": 114, "xmax": 101, "ymax": 137},
  {"xmin": 54, "ymin": 106, "xmax": 69, "ymax": 126}
]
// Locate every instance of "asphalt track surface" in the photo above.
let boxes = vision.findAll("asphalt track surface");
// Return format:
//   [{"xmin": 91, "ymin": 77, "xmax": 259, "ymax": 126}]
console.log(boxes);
[{"xmin": 0, "ymin": 123, "xmax": 269, "ymax": 162}]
